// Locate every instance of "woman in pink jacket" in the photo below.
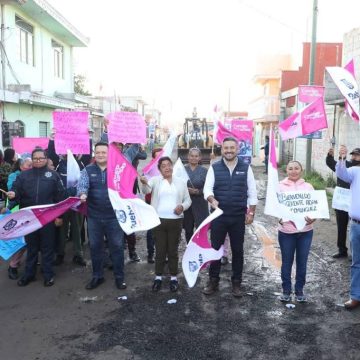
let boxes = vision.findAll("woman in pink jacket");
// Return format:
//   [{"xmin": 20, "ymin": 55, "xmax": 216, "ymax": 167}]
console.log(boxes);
[{"xmin": 278, "ymin": 160, "xmax": 315, "ymax": 303}]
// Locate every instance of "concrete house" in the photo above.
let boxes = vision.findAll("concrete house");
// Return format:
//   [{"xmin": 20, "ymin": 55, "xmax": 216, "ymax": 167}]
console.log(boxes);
[{"xmin": 0, "ymin": 0, "xmax": 88, "ymax": 149}]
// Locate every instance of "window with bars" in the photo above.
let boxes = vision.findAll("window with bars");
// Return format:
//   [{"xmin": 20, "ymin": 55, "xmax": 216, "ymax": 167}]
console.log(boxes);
[
  {"xmin": 15, "ymin": 15, "xmax": 34, "ymax": 66},
  {"xmin": 52, "ymin": 39, "xmax": 64, "ymax": 78},
  {"xmin": 39, "ymin": 122, "xmax": 49, "ymax": 137}
]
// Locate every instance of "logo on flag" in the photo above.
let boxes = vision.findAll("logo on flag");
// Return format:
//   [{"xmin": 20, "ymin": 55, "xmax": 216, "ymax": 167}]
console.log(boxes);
[
  {"xmin": 182, "ymin": 208, "xmax": 224, "ymax": 288},
  {"xmin": 107, "ymin": 143, "xmax": 160, "ymax": 234}
]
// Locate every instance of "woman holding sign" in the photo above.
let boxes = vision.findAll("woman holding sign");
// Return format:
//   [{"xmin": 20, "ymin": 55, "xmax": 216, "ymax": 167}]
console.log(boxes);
[{"xmin": 278, "ymin": 160, "xmax": 315, "ymax": 303}]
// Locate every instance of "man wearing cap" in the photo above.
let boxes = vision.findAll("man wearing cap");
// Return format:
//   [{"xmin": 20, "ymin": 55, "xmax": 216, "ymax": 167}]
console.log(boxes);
[
  {"xmin": 326, "ymin": 145, "xmax": 354, "ymax": 259},
  {"xmin": 336, "ymin": 147, "xmax": 360, "ymax": 309}
]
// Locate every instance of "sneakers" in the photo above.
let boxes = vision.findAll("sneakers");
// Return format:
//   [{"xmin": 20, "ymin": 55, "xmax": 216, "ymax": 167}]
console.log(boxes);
[
  {"xmin": 202, "ymin": 278, "xmax": 219, "ymax": 295},
  {"xmin": 279, "ymin": 293, "xmax": 292, "ymax": 302},
  {"xmin": 152, "ymin": 279, "xmax": 162, "ymax": 292},
  {"xmin": 129, "ymin": 252, "xmax": 141, "ymax": 262},
  {"xmin": 295, "ymin": 293, "xmax": 308, "ymax": 303},
  {"xmin": 8, "ymin": 266, "xmax": 18, "ymax": 280},
  {"xmin": 221, "ymin": 256, "xmax": 229, "ymax": 265},
  {"xmin": 147, "ymin": 254, "xmax": 155, "ymax": 264},
  {"xmin": 73, "ymin": 255, "xmax": 86, "ymax": 267},
  {"xmin": 53, "ymin": 255, "xmax": 64, "ymax": 266},
  {"xmin": 169, "ymin": 280, "xmax": 179, "ymax": 292}
]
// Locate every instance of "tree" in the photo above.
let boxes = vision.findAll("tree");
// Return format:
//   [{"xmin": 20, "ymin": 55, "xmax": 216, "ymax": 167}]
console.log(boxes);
[{"xmin": 74, "ymin": 74, "xmax": 91, "ymax": 96}]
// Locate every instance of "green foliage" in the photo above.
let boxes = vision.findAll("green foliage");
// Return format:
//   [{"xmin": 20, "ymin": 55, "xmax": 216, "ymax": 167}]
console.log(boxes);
[
  {"xmin": 303, "ymin": 171, "xmax": 327, "ymax": 190},
  {"xmin": 326, "ymin": 174, "xmax": 337, "ymax": 188},
  {"xmin": 74, "ymin": 74, "xmax": 91, "ymax": 96}
]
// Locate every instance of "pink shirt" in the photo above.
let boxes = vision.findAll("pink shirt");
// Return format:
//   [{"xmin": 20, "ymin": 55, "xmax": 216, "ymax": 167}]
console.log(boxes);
[{"xmin": 278, "ymin": 177, "xmax": 314, "ymax": 234}]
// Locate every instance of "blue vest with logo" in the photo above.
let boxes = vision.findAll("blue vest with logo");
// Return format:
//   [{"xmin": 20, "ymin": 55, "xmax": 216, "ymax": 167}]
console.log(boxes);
[
  {"xmin": 213, "ymin": 158, "xmax": 248, "ymax": 216},
  {"xmin": 85, "ymin": 164, "xmax": 116, "ymax": 219}
]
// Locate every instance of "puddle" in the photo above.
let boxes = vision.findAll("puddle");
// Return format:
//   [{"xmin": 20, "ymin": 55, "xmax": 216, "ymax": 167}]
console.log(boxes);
[{"xmin": 252, "ymin": 222, "xmax": 282, "ymax": 270}]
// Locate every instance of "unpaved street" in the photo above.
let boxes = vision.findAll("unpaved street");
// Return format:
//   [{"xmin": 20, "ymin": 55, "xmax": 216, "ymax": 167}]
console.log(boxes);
[{"xmin": 0, "ymin": 164, "xmax": 358, "ymax": 360}]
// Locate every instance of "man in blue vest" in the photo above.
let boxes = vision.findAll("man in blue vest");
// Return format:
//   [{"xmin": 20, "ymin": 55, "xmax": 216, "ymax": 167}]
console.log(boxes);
[
  {"xmin": 77, "ymin": 142, "xmax": 127, "ymax": 290},
  {"xmin": 203, "ymin": 137, "xmax": 258, "ymax": 297}
]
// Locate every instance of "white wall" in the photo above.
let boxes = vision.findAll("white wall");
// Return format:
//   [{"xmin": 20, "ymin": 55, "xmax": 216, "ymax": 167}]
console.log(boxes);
[{"xmin": 3, "ymin": 5, "xmax": 73, "ymax": 95}]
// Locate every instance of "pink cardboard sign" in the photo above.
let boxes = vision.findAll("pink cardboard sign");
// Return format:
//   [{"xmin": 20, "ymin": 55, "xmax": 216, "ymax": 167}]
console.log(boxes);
[
  {"xmin": 107, "ymin": 111, "xmax": 146, "ymax": 144},
  {"xmin": 298, "ymin": 85, "xmax": 324, "ymax": 104},
  {"xmin": 53, "ymin": 111, "xmax": 90, "ymax": 154},
  {"xmin": 12, "ymin": 137, "xmax": 49, "ymax": 154}
]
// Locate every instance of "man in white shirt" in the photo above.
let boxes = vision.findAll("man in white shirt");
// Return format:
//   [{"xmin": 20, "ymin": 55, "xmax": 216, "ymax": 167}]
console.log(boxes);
[{"xmin": 203, "ymin": 137, "xmax": 258, "ymax": 297}]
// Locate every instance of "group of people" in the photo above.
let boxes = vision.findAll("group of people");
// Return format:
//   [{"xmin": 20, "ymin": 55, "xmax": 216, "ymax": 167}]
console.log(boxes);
[{"xmin": 1, "ymin": 130, "xmax": 359, "ymax": 309}]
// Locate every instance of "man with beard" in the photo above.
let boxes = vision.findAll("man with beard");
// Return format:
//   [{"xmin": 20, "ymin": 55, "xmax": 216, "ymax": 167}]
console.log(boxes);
[
  {"xmin": 336, "ymin": 147, "xmax": 360, "ymax": 309},
  {"xmin": 203, "ymin": 137, "xmax": 258, "ymax": 297}
]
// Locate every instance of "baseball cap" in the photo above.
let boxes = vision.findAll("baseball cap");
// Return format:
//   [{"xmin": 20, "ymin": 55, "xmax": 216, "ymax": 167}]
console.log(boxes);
[{"xmin": 350, "ymin": 148, "xmax": 360, "ymax": 155}]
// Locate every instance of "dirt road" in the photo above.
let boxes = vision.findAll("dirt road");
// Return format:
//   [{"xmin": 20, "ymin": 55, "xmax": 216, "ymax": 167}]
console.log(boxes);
[{"xmin": 0, "ymin": 163, "xmax": 357, "ymax": 360}]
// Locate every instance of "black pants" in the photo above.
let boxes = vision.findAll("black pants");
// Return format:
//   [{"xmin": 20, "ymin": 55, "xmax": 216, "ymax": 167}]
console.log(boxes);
[
  {"xmin": 335, "ymin": 209, "xmax": 349, "ymax": 254},
  {"xmin": 209, "ymin": 214, "xmax": 245, "ymax": 281},
  {"xmin": 24, "ymin": 223, "xmax": 55, "ymax": 280}
]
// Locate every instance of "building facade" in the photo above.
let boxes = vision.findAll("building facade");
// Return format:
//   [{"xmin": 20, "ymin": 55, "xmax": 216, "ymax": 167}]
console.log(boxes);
[{"xmin": 0, "ymin": 0, "xmax": 88, "ymax": 149}]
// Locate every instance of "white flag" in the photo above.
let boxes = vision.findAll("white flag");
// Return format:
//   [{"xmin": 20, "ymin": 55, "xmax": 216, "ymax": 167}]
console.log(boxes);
[
  {"xmin": 66, "ymin": 149, "xmax": 81, "ymax": 188},
  {"xmin": 173, "ymin": 158, "xmax": 190, "ymax": 184}
]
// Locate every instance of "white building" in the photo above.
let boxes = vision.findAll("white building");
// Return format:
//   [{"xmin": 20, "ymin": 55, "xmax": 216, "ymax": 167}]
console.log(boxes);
[{"xmin": 0, "ymin": 0, "xmax": 89, "ymax": 148}]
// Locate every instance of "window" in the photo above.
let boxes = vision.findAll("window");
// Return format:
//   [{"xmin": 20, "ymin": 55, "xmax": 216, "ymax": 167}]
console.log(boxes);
[
  {"xmin": 2, "ymin": 120, "xmax": 25, "ymax": 147},
  {"xmin": 39, "ymin": 122, "xmax": 49, "ymax": 137},
  {"xmin": 52, "ymin": 40, "xmax": 63, "ymax": 78},
  {"xmin": 15, "ymin": 15, "xmax": 34, "ymax": 65}
]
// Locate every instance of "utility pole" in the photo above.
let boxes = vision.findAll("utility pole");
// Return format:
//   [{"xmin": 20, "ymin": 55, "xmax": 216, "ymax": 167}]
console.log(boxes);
[
  {"xmin": 305, "ymin": 0, "xmax": 318, "ymax": 174},
  {"xmin": 0, "ymin": 4, "xmax": 6, "ymax": 150}
]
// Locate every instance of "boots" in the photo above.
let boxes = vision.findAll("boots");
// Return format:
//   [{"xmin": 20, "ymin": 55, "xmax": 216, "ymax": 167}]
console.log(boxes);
[
  {"xmin": 203, "ymin": 277, "xmax": 219, "ymax": 295},
  {"xmin": 232, "ymin": 280, "xmax": 242, "ymax": 298}
]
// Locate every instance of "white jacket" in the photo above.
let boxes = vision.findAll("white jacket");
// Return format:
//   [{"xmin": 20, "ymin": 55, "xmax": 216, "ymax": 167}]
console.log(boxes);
[{"xmin": 142, "ymin": 176, "xmax": 191, "ymax": 216}]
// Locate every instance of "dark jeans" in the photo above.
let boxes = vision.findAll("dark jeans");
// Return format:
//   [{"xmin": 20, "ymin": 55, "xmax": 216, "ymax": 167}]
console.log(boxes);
[
  {"xmin": 152, "ymin": 218, "xmax": 183, "ymax": 276},
  {"xmin": 87, "ymin": 217, "xmax": 124, "ymax": 280},
  {"xmin": 335, "ymin": 209, "xmax": 349, "ymax": 254},
  {"xmin": 265, "ymin": 155, "xmax": 269, "ymax": 174},
  {"xmin": 278, "ymin": 230, "xmax": 313, "ymax": 294},
  {"xmin": 209, "ymin": 214, "xmax": 245, "ymax": 282},
  {"xmin": 24, "ymin": 223, "xmax": 55, "ymax": 280},
  {"xmin": 125, "ymin": 233, "xmax": 136, "ymax": 254},
  {"xmin": 55, "ymin": 210, "xmax": 83, "ymax": 257},
  {"xmin": 147, "ymin": 230, "xmax": 155, "ymax": 256}
]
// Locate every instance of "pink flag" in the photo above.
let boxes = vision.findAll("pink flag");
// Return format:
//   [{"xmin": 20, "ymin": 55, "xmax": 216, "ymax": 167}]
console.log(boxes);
[
  {"xmin": 142, "ymin": 149, "xmax": 164, "ymax": 178},
  {"xmin": 300, "ymin": 97, "xmax": 328, "ymax": 135},
  {"xmin": 279, "ymin": 112, "xmax": 302, "ymax": 141},
  {"xmin": 344, "ymin": 59, "xmax": 359, "ymax": 122},
  {"xmin": 0, "ymin": 197, "xmax": 81, "ymax": 240},
  {"xmin": 107, "ymin": 144, "xmax": 160, "ymax": 234},
  {"xmin": 182, "ymin": 208, "xmax": 224, "ymax": 288},
  {"xmin": 216, "ymin": 122, "xmax": 240, "ymax": 144},
  {"xmin": 279, "ymin": 97, "xmax": 327, "ymax": 140},
  {"xmin": 142, "ymin": 133, "xmax": 177, "ymax": 179}
]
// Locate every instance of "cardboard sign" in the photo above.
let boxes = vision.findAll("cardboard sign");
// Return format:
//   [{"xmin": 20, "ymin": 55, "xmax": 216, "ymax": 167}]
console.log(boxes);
[
  {"xmin": 107, "ymin": 112, "xmax": 146, "ymax": 144},
  {"xmin": 53, "ymin": 111, "xmax": 90, "ymax": 154},
  {"xmin": 12, "ymin": 137, "xmax": 49, "ymax": 154}
]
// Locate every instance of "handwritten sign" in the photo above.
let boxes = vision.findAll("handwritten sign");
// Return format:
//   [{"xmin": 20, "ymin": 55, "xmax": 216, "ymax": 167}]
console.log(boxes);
[
  {"xmin": 107, "ymin": 111, "xmax": 146, "ymax": 144},
  {"xmin": 12, "ymin": 137, "xmax": 49, "ymax": 154},
  {"xmin": 53, "ymin": 111, "xmax": 90, "ymax": 154},
  {"xmin": 332, "ymin": 186, "xmax": 351, "ymax": 212},
  {"xmin": 276, "ymin": 190, "xmax": 330, "ymax": 230}
]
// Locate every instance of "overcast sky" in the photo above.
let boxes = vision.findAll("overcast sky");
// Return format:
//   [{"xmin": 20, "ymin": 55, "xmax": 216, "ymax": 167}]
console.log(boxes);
[{"xmin": 48, "ymin": 0, "xmax": 360, "ymax": 126}]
